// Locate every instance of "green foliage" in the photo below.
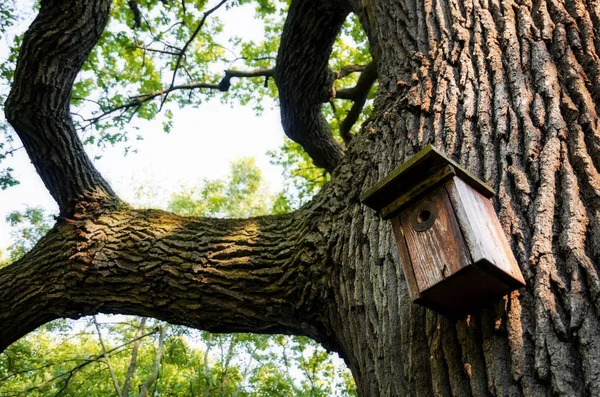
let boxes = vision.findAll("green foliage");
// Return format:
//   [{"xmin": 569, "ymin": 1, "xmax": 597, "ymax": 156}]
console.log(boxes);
[
  {"xmin": 267, "ymin": 139, "xmax": 329, "ymax": 208},
  {"xmin": 4, "ymin": 207, "xmax": 52, "ymax": 262},
  {"xmin": 0, "ymin": 317, "xmax": 356, "ymax": 396},
  {"xmin": 0, "ymin": 0, "xmax": 17, "ymax": 38},
  {"xmin": 0, "ymin": 167, "xmax": 19, "ymax": 190},
  {"xmin": 167, "ymin": 157, "xmax": 278, "ymax": 217}
]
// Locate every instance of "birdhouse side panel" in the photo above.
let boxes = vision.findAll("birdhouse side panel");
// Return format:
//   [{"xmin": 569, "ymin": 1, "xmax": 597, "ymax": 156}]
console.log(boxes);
[
  {"xmin": 398, "ymin": 186, "xmax": 472, "ymax": 292},
  {"xmin": 445, "ymin": 178, "xmax": 526, "ymax": 286}
]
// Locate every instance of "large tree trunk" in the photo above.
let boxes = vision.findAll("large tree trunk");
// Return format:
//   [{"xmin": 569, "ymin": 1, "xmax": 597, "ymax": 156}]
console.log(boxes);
[
  {"xmin": 326, "ymin": 0, "xmax": 600, "ymax": 395},
  {"xmin": 2, "ymin": 0, "xmax": 600, "ymax": 396}
]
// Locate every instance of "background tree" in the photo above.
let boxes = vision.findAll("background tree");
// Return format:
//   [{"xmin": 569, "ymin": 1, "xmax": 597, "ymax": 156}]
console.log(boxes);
[{"xmin": 2, "ymin": 0, "xmax": 600, "ymax": 396}]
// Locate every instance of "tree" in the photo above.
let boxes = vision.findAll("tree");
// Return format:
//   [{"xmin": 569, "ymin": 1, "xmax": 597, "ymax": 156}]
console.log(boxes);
[
  {"xmin": 0, "ymin": 162, "xmax": 355, "ymax": 396},
  {"xmin": 1, "ymin": 0, "xmax": 600, "ymax": 396}
]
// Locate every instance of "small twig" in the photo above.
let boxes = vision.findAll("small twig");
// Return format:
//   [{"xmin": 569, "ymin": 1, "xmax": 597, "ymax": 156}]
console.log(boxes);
[
  {"xmin": 162, "ymin": 0, "xmax": 229, "ymax": 109},
  {"xmin": 158, "ymin": 21, "xmax": 185, "ymax": 38},
  {"xmin": 93, "ymin": 317, "xmax": 123, "ymax": 397},
  {"xmin": 228, "ymin": 55, "xmax": 277, "ymax": 64},
  {"xmin": 142, "ymin": 15, "xmax": 182, "ymax": 52},
  {"xmin": 1, "ymin": 146, "xmax": 24, "ymax": 158},
  {"xmin": 136, "ymin": 45, "xmax": 180, "ymax": 56},
  {"xmin": 87, "ymin": 61, "xmax": 109, "ymax": 94},
  {"xmin": 127, "ymin": 104, "xmax": 142, "ymax": 123},
  {"xmin": 71, "ymin": 97, "xmax": 104, "ymax": 108}
]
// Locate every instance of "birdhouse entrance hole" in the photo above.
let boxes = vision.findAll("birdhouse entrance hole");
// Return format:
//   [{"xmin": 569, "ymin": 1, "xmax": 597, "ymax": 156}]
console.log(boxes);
[
  {"xmin": 410, "ymin": 201, "xmax": 438, "ymax": 232},
  {"xmin": 416, "ymin": 210, "xmax": 430, "ymax": 223}
]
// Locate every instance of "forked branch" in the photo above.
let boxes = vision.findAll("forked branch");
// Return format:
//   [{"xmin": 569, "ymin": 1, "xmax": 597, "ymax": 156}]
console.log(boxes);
[
  {"xmin": 161, "ymin": 0, "xmax": 229, "ymax": 108},
  {"xmin": 336, "ymin": 62, "xmax": 377, "ymax": 144}
]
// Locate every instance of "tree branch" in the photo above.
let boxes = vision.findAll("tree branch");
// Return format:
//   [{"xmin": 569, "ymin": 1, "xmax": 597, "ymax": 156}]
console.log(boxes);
[
  {"xmin": 82, "ymin": 68, "xmax": 275, "ymax": 127},
  {"xmin": 336, "ymin": 64, "xmax": 366, "ymax": 79},
  {"xmin": 275, "ymin": 0, "xmax": 351, "ymax": 173},
  {"xmin": 82, "ymin": 81, "xmax": 221, "ymax": 127},
  {"xmin": 135, "ymin": 45, "xmax": 180, "ymax": 56},
  {"xmin": 81, "ymin": 63, "xmax": 367, "ymax": 135},
  {"xmin": 0, "ymin": 208, "xmax": 333, "ymax": 354},
  {"xmin": 337, "ymin": 62, "xmax": 378, "ymax": 144},
  {"xmin": 217, "ymin": 68, "xmax": 274, "ymax": 92},
  {"xmin": 162, "ymin": 0, "xmax": 229, "ymax": 109},
  {"xmin": 203, "ymin": 335, "xmax": 213, "ymax": 397},
  {"xmin": 128, "ymin": 0, "xmax": 142, "ymax": 29},
  {"xmin": 4, "ymin": 0, "xmax": 119, "ymax": 215},
  {"xmin": 122, "ymin": 317, "xmax": 147, "ymax": 396},
  {"xmin": 93, "ymin": 317, "xmax": 123, "ymax": 397},
  {"xmin": 138, "ymin": 325, "xmax": 166, "ymax": 397}
]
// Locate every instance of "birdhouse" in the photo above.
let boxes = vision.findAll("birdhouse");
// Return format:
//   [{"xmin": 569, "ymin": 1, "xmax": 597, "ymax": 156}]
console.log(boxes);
[{"xmin": 360, "ymin": 145, "xmax": 525, "ymax": 318}]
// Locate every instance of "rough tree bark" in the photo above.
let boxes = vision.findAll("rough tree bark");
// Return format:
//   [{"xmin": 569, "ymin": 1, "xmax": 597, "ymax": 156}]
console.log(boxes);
[{"xmin": 2, "ymin": 0, "xmax": 600, "ymax": 396}]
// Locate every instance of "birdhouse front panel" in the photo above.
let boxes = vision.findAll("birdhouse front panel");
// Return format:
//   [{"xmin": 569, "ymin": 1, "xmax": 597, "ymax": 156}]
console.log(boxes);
[{"xmin": 395, "ymin": 185, "xmax": 471, "ymax": 293}]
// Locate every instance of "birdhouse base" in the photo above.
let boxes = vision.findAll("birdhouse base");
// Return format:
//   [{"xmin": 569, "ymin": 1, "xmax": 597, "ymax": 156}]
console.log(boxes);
[{"xmin": 414, "ymin": 258, "xmax": 523, "ymax": 318}]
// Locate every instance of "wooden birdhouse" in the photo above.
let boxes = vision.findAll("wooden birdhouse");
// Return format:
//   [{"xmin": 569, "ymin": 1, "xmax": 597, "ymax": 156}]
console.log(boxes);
[{"xmin": 361, "ymin": 145, "xmax": 525, "ymax": 318}]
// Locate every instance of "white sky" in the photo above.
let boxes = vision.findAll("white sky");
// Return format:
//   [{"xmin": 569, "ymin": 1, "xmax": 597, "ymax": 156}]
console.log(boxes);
[{"xmin": 0, "ymin": 1, "xmax": 286, "ymax": 251}]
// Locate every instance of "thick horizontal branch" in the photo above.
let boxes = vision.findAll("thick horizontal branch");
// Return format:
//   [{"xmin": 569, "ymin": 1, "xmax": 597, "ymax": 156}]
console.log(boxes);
[
  {"xmin": 0, "ymin": 208, "xmax": 332, "ymax": 353},
  {"xmin": 4, "ymin": 0, "xmax": 119, "ymax": 215}
]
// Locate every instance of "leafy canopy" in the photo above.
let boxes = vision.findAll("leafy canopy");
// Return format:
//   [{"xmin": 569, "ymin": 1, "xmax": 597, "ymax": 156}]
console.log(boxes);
[{"xmin": 0, "ymin": 0, "xmax": 373, "ymax": 203}]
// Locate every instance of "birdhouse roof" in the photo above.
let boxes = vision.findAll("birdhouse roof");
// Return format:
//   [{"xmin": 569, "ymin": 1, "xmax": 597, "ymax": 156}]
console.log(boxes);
[{"xmin": 360, "ymin": 145, "xmax": 495, "ymax": 216}]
